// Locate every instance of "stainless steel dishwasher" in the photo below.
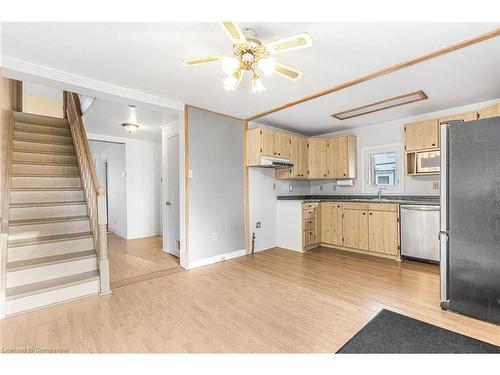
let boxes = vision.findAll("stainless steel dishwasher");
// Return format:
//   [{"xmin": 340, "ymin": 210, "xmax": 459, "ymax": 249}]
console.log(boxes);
[{"xmin": 400, "ymin": 205, "xmax": 440, "ymax": 262}]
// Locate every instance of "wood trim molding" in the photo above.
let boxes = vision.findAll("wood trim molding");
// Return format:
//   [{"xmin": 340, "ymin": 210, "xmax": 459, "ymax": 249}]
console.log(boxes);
[
  {"xmin": 184, "ymin": 104, "xmax": 190, "ymax": 265},
  {"xmin": 243, "ymin": 120, "xmax": 249, "ymax": 253},
  {"xmin": 245, "ymin": 28, "xmax": 500, "ymax": 121},
  {"xmin": 331, "ymin": 90, "xmax": 428, "ymax": 120},
  {"xmin": 11, "ymin": 80, "xmax": 22, "ymax": 112}
]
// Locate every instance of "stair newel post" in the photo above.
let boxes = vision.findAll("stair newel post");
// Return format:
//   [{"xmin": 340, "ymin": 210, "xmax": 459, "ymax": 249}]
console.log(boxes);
[{"xmin": 97, "ymin": 188, "xmax": 110, "ymax": 294}]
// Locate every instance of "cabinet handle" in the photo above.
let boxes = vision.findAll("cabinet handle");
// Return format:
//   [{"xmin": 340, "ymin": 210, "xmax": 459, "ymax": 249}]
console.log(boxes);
[
  {"xmin": 369, "ymin": 212, "xmax": 372, "ymax": 215},
  {"xmin": 363, "ymin": 212, "xmax": 366, "ymax": 215},
  {"xmin": 432, "ymin": 143, "xmax": 436, "ymax": 146}
]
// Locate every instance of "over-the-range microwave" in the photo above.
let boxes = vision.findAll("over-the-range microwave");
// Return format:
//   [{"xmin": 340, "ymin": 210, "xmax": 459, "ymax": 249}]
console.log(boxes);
[{"xmin": 416, "ymin": 150, "xmax": 440, "ymax": 173}]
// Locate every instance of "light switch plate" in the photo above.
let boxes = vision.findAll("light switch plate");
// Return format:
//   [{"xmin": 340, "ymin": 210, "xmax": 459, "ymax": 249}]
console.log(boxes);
[
  {"xmin": 319, "ymin": 185, "xmax": 323, "ymax": 191},
  {"xmin": 256, "ymin": 222, "xmax": 261, "ymax": 228},
  {"xmin": 189, "ymin": 169, "xmax": 193, "ymax": 178},
  {"xmin": 288, "ymin": 184, "xmax": 293, "ymax": 192}
]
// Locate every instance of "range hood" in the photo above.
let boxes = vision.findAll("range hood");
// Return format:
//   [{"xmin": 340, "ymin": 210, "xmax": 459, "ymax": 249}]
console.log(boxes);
[{"xmin": 254, "ymin": 155, "xmax": 294, "ymax": 168}]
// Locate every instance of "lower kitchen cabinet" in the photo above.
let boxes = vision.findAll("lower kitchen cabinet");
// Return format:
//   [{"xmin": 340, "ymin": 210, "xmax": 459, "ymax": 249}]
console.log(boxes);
[
  {"xmin": 302, "ymin": 202, "xmax": 320, "ymax": 248},
  {"xmin": 342, "ymin": 207, "xmax": 369, "ymax": 251},
  {"xmin": 368, "ymin": 210, "xmax": 399, "ymax": 256},
  {"xmin": 320, "ymin": 202, "xmax": 343, "ymax": 246}
]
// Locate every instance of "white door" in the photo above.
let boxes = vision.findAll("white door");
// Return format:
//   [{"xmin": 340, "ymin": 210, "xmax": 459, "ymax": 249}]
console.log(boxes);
[{"xmin": 166, "ymin": 134, "xmax": 180, "ymax": 256}]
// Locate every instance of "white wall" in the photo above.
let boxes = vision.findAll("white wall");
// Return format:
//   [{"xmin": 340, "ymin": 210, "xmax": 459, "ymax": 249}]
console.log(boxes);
[
  {"xmin": 89, "ymin": 141, "xmax": 127, "ymax": 238},
  {"xmin": 310, "ymin": 98, "xmax": 500, "ymax": 196},
  {"xmin": 87, "ymin": 133, "xmax": 161, "ymax": 239},
  {"xmin": 22, "ymin": 82, "xmax": 63, "ymax": 118}
]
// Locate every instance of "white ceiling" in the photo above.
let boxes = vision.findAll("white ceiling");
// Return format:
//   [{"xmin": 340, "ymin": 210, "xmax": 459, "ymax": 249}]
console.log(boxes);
[
  {"xmin": 1, "ymin": 22, "xmax": 499, "ymax": 134},
  {"xmin": 83, "ymin": 98, "xmax": 177, "ymax": 142}
]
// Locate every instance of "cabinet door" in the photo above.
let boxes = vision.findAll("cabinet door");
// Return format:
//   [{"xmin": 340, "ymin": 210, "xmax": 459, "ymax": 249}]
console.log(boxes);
[
  {"xmin": 273, "ymin": 132, "xmax": 291, "ymax": 158},
  {"xmin": 296, "ymin": 137, "xmax": 308, "ymax": 178},
  {"xmin": 405, "ymin": 120, "xmax": 439, "ymax": 151},
  {"xmin": 439, "ymin": 112, "xmax": 478, "ymax": 124},
  {"xmin": 261, "ymin": 128, "xmax": 275, "ymax": 157},
  {"xmin": 308, "ymin": 138, "xmax": 328, "ymax": 179},
  {"xmin": 276, "ymin": 135, "xmax": 302, "ymax": 179},
  {"xmin": 342, "ymin": 208, "xmax": 368, "ymax": 250},
  {"xmin": 321, "ymin": 203, "xmax": 343, "ymax": 245},
  {"xmin": 368, "ymin": 210, "xmax": 399, "ymax": 256},
  {"xmin": 478, "ymin": 103, "xmax": 500, "ymax": 120}
]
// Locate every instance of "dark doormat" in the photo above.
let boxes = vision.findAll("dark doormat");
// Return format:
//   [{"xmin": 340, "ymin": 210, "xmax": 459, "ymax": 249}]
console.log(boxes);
[{"xmin": 337, "ymin": 309, "xmax": 500, "ymax": 353}]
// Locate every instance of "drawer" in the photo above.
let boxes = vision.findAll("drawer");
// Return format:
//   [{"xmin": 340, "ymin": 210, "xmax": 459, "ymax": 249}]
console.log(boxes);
[
  {"xmin": 303, "ymin": 230, "xmax": 316, "ymax": 247},
  {"xmin": 368, "ymin": 203, "xmax": 399, "ymax": 212},
  {"xmin": 303, "ymin": 219, "xmax": 315, "ymax": 231},
  {"xmin": 302, "ymin": 202, "xmax": 317, "ymax": 210},
  {"xmin": 342, "ymin": 203, "xmax": 368, "ymax": 210},
  {"xmin": 303, "ymin": 209, "xmax": 315, "ymax": 219}
]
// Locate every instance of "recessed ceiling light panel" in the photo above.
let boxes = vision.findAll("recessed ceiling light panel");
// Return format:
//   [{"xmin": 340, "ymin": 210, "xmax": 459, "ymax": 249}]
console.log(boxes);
[{"xmin": 331, "ymin": 90, "xmax": 428, "ymax": 120}]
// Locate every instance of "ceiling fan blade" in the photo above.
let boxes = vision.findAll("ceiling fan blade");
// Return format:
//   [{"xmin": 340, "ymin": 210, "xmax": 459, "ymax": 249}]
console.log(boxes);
[
  {"xmin": 220, "ymin": 22, "xmax": 247, "ymax": 44},
  {"xmin": 274, "ymin": 63, "xmax": 302, "ymax": 81},
  {"xmin": 182, "ymin": 56, "xmax": 223, "ymax": 66},
  {"xmin": 265, "ymin": 33, "xmax": 312, "ymax": 54}
]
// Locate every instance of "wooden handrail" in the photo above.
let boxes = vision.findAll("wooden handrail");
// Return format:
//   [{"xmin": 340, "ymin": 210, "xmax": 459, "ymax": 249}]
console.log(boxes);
[
  {"xmin": 65, "ymin": 92, "xmax": 110, "ymax": 294},
  {"xmin": 0, "ymin": 112, "xmax": 14, "ymax": 318}
]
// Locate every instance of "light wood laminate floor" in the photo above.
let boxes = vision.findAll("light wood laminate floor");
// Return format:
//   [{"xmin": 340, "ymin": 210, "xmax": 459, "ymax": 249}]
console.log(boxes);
[
  {"xmin": 108, "ymin": 233, "xmax": 180, "ymax": 288},
  {"xmin": 1, "ymin": 247, "xmax": 499, "ymax": 353}
]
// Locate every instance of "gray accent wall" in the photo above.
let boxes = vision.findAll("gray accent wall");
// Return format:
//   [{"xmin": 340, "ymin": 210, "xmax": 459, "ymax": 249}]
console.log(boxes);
[{"xmin": 188, "ymin": 107, "xmax": 244, "ymax": 263}]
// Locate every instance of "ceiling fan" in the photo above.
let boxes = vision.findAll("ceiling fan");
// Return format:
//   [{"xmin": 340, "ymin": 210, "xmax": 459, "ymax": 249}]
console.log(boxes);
[{"xmin": 182, "ymin": 22, "xmax": 312, "ymax": 93}]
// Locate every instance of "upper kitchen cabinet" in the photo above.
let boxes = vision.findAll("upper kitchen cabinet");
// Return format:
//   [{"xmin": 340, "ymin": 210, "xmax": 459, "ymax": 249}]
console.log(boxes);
[
  {"xmin": 404, "ymin": 119, "xmax": 439, "ymax": 151},
  {"xmin": 327, "ymin": 136, "xmax": 357, "ymax": 179},
  {"xmin": 276, "ymin": 135, "xmax": 307, "ymax": 179},
  {"xmin": 477, "ymin": 103, "xmax": 500, "ymax": 120},
  {"xmin": 308, "ymin": 138, "xmax": 328, "ymax": 179},
  {"xmin": 438, "ymin": 111, "xmax": 478, "ymax": 124},
  {"xmin": 246, "ymin": 127, "xmax": 291, "ymax": 166},
  {"xmin": 273, "ymin": 131, "xmax": 291, "ymax": 159}
]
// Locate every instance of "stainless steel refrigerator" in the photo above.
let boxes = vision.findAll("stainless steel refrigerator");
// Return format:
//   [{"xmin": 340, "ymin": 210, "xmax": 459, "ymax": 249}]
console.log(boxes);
[{"xmin": 439, "ymin": 116, "xmax": 500, "ymax": 324}]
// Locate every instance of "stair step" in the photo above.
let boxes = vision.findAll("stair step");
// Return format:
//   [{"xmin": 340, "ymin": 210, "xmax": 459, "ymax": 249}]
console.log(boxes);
[
  {"xmin": 8, "ymin": 216, "xmax": 91, "ymax": 241},
  {"xmin": 14, "ymin": 140, "xmax": 75, "ymax": 154},
  {"xmin": 13, "ymin": 111, "xmax": 69, "ymax": 128},
  {"xmin": 9, "ymin": 201, "xmax": 87, "ymax": 220},
  {"xmin": 8, "ymin": 231, "xmax": 93, "ymax": 247},
  {"xmin": 12, "ymin": 151, "xmax": 77, "ymax": 165},
  {"xmin": 4, "ymin": 271, "xmax": 99, "ymax": 316},
  {"xmin": 7, "ymin": 232, "xmax": 94, "ymax": 261},
  {"xmin": 13, "ymin": 130, "xmax": 72, "ymax": 144},
  {"xmin": 10, "ymin": 200, "xmax": 85, "ymax": 208},
  {"xmin": 11, "ymin": 175, "xmax": 82, "ymax": 189},
  {"xmin": 6, "ymin": 251, "xmax": 97, "ymax": 288},
  {"xmin": 15, "ymin": 122, "xmax": 71, "ymax": 136},
  {"xmin": 10, "ymin": 188, "xmax": 84, "ymax": 204},
  {"xmin": 7, "ymin": 250, "xmax": 96, "ymax": 272},
  {"xmin": 9, "ymin": 215, "xmax": 90, "ymax": 226},
  {"xmin": 12, "ymin": 163, "xmax": 79, "ymax": 175}
]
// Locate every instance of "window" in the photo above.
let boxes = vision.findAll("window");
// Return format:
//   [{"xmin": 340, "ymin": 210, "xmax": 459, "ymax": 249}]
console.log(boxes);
[{"xmin": 362, "ymin": 144, "xmax": 404, "ymax": 193}]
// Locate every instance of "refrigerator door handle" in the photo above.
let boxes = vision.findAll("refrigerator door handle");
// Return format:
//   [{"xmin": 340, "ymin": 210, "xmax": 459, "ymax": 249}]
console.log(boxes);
[{"xmin": 439, "ymin": 123, "xmax": 449, "ymax": 308}]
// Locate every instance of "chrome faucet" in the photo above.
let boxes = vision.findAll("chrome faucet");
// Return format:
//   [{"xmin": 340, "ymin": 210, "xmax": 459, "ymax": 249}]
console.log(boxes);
[{"xmin": 377, "ymin": 187, "xmax": 386, "ymax": 199}]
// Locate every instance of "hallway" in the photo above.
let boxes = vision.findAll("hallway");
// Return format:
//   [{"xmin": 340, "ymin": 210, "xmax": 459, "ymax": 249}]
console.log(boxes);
[{"xmin": 108, "ymin": 234, "xmax": 181, "ymax": 288}]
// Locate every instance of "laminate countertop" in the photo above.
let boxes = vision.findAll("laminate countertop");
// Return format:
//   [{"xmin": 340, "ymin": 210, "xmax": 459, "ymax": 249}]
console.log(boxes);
[{"xmin": 276, "ymin": 195, "xmax": 440, "ymax": 206}]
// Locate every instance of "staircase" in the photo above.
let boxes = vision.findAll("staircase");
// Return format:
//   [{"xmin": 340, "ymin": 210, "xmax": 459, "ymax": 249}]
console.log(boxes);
[{"xmin": 1, "ymin": 104, "xmax": 109, "ymax": 317}]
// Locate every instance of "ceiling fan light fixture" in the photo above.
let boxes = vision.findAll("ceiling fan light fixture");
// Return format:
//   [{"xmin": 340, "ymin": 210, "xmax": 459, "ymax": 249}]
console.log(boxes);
[
  {"xmin": 257, "ymin": 56, "xmax": 276, "ymax": 76},
  {"xmin": 122, "ymin": 122, "xmax": 139, "ymax": 134},
  {"xmin": 223, "ymin": 71, "xmax": 242, "ymax": 91},
  {"xmin": 221, "ymin": 55, "xmax": 240, "ymax": 75},
  {"xmin": 251, "ymin": 74, "xmax": 265, "ymax": 94}
]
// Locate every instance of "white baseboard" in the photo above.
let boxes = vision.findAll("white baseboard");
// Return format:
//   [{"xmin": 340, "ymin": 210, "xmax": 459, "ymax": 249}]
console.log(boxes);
[
  {"xmin": 108, "ymin": 227, "xmax": 127, "ymax": 239},
  {"xmin": 188, "ymin": 249, "xmax": 247, "ymax": 270},
  {"xmin": 126, "ymin": 232, "xmax": 161, "ymax": 240}
]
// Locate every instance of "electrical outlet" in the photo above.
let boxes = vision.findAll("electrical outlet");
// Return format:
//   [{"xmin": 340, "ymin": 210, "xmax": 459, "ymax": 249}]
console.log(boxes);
[
  {"xmin": 189, "ymin": 169, "xmax": 193, "ymax": 178},
  {"xmin": 288, "ymin": 184, "xmax": 293, "ymax": 192},
  {"xmin": 432, "ymin": 181, "xmax": 440, "ymax": 191},
  {"xmin": 212, "ymin": 232, "xmax": 217, "ymax": 241},
  {"xmin": 319, "ymin": 185, "xmax": 323, "ymax": 191},
  {"xmin": 256, "ymin": 222, "xmax": 261, "ymax": 228}
]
